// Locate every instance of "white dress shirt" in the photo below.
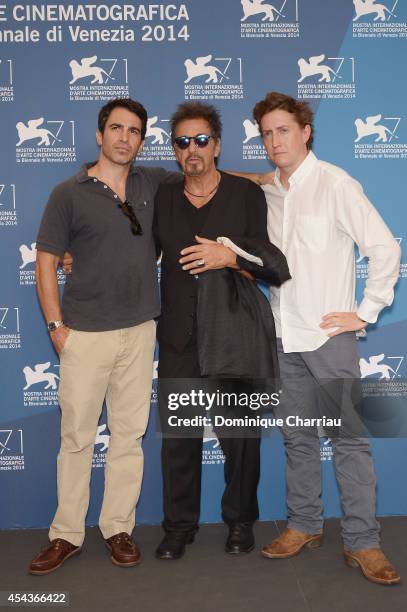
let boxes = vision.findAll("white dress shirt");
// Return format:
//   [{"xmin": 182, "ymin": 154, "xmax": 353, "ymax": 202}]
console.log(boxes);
[{"xmin": 262, "ymin": 151, "xmax": 401, "ymax": 353}]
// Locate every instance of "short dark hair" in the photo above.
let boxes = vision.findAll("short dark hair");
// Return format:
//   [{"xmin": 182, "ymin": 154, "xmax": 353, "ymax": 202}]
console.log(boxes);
[
  {"xmin": 253, "ymin": 92, "xmax": 314, "ymax": 150},
  {"xmin": 98, "ymin": 98, "xmax": 148, "ymax": 140},
  {"xmin": 170, "ymin": 102, "xmax": 222, "ymax": 141}
]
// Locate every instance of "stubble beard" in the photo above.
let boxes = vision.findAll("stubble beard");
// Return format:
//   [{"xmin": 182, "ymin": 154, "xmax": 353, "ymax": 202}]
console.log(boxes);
[
  {"xmin": 184, "ymin": 156, "xmax": 205, "ymax": 177},
  {"xmin": 100, "ymin": 139, "xmax": 138, "ymax": 166},
  {"xmin": 106, "ymin": 151, "xmax": 134, "ymax": 167}
]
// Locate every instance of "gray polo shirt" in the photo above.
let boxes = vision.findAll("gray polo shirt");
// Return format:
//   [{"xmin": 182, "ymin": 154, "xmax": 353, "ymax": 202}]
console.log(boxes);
[{"xmin": 36, "ymin": 163, "xmax": 180, "ymax": 332}]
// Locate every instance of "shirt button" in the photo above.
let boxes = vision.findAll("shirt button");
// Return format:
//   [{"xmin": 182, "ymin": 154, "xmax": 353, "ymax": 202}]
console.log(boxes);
[
  {"xmin": 114, "ymin": 194, "xmax": 118, "ymax": 198},
  {"xmin": 93, "ymin": 178, "xmax": 97, "ymax": 183},
  {"xmin": 103, "ymin": 185, "xmax": 107, "ymax": 189}
]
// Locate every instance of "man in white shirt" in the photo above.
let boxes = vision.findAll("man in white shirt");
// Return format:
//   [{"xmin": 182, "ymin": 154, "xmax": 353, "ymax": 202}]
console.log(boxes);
[{"xmin": 253, "ymin": 91, "xmax": 401, "ymax": 585}]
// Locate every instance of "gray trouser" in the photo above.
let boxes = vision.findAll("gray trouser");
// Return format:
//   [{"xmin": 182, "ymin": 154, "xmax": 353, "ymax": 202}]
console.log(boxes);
[{"xmin": 276, "ymin": 333, "xmax": 380, "ymax": 551}]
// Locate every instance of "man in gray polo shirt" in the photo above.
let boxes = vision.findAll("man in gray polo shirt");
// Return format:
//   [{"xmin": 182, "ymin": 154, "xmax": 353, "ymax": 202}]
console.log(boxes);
[{"xmin": 29, "ymin": 98, "xmax": 179, "ymax": 574}]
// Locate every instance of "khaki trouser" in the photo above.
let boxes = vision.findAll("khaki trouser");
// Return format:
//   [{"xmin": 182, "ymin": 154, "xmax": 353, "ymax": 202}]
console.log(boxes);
[{"xmin": 49, "ymin": 320, "xmax": 156, "ymax": 546}]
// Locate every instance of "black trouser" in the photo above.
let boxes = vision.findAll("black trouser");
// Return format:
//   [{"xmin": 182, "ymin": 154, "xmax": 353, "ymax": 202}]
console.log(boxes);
[{"xmin": 158, "ymin": 336, "xmax": 260, "ymax": 533}]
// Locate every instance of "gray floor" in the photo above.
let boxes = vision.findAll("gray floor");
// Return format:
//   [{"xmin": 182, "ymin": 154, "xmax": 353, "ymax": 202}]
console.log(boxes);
[{"xmin": 1, "ymin": 518, "xmax": 406, "ymax": 612}]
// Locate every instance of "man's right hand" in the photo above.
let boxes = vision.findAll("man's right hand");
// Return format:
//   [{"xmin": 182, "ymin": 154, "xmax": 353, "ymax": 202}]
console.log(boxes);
[
  {"xmin": 50, "ymin": 326, "xmax": 70, "ymax": 355},
  {"xmin": 61, "ymin": 251, "xmax": 73, "ymax": 275}
]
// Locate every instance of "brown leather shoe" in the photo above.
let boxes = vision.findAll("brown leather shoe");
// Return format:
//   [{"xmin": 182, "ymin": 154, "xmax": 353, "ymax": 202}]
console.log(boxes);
[
  {"xmin": 29, "ymin": 539, "xmax": 81, "ymax": 575},
  {"xmin": 104, "ymin": 532, "xmax": 141, "ymax": 567},
  {"xmin": 262, "ymin": 527, "xmax": 323, "ymax": 559},
  {"xmin": 344, "ymin": 547, "xmax": 401, "ymax": 585}
]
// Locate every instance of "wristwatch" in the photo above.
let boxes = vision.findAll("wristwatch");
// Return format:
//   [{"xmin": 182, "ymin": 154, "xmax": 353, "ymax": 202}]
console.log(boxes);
[{"xmin": 47, "ymin": 320, "xmax": 64, "ymax": 332}]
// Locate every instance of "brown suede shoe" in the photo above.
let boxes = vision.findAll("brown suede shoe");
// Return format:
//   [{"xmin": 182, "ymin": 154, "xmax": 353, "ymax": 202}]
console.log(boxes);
[
  {"xmin": 262, "ymin": 527, "xmax": 323, "ymax": 559},
  {"xmin": 344, "ymin": 547, "xmax": 401, "ymax": 585},
  {"xmin": 104, "ymin": 532, "xmax": 141, "ymax": 567},
  {"xmin": 29, "ymin": 539, "xmax": 81, "ymax": 575}
]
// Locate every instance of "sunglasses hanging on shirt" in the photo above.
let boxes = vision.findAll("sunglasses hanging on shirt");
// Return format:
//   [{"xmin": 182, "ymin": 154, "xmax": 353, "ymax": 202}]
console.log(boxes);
[{"xmin": 118, "ymin": 200, "xmax": 143, "ymax": 236}]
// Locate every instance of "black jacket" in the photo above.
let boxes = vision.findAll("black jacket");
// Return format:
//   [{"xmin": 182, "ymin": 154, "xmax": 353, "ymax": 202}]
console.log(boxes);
[
  {"xmin": 153, "ymin": 173, "xmax": 290, "ymax": 376},
  {"xmin": 196, "ymin": 236, "xmax": 290, "ymax": 377}
]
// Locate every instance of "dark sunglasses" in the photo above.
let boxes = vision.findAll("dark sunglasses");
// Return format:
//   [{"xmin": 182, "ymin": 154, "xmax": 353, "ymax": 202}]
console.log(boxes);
[
  {"xmin": 118, "ymin": 200, "xmax": 143, "ymax": 236},
  {"xmin": 173, "ymin": 134, "xmax": 214, "ymax": 150}
]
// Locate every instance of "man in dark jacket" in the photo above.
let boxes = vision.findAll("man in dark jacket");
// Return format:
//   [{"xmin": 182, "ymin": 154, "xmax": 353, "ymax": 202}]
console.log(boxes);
[{"xmin": 154, "ymin": 101, "xmax": 290, "ymax": 560}]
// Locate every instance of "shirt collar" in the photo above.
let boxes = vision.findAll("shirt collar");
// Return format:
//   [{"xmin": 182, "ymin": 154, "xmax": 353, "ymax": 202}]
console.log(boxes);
[
  {"xmin": 274, "ymin": 150, "xmax": 317, "ymax": 192},
  {"xmin": 75, "ymin": 162, "xmax": 138, "ymax": 183}
]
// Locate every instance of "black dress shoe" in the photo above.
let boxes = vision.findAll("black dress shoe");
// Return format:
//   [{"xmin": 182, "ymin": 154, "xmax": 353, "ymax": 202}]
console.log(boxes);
[
  {"xmin": 225, "ymin": 523, "xmax": 255, "ymax": 554},
  {"xmin": 155, "ymin": 531, "xmax": 195, "ymax": 560}
]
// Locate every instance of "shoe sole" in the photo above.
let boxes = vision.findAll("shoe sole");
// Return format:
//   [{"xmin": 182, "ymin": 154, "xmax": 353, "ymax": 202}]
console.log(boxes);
[
  {"xmin": 29, "ymin": 547, "xmax": 82, "ymax": 575},
  {"xmin": 225, "ymin": 543, "xmax": 255, "ymax": 555},
  {"xmin": 155, "ymin": 551, "xmax": 185, "ymax": 560},
  {"xmin": 261, "ymin": 535, "xmax": 323, "ymax": 559},
  {"xmin": 344, "ymin": 552, "xmax": 401, "ymax": 585},
  {"xmin": 104, "ymin": 542, "xmax": 141, "ymax": 567}
]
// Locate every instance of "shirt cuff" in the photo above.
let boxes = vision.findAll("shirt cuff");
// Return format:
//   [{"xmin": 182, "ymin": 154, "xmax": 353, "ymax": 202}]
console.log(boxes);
[
  {"xmin": 356, "ymin": 299, "xmax": 382, "ymax": 324},
  {"xmin": 216, "ymin": 237, "xmax": 263, "ymax": 266}
]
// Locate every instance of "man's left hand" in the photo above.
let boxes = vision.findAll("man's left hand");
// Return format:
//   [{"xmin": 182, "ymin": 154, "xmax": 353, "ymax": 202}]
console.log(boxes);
[
  {"xmin": 179, "ymin": 235, "xmax": 237, "ymax": 275},
  {"xmin": 320, "ymin": 312, "xmax": 367, "ymax": 337},
  {"xmin": 61, "ymin": 251, "xmax": 73, "ymax": 275}
]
